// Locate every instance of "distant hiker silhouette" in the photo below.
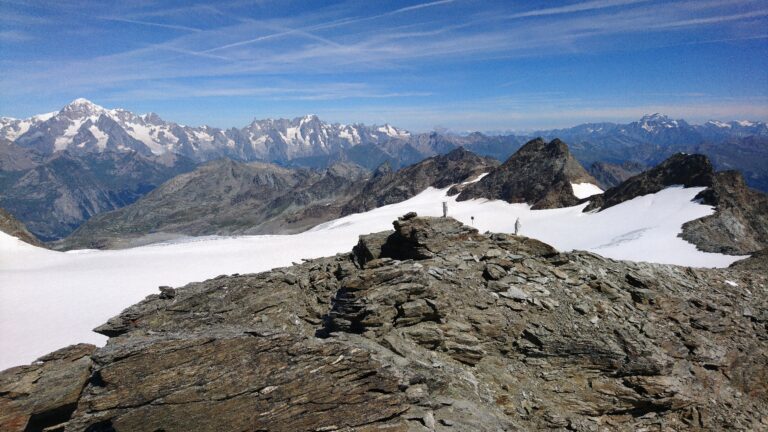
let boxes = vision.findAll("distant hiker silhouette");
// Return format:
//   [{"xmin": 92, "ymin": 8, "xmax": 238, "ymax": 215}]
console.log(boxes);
[
  {"xmin": 471, "ymin": 216, "xmax": 475, "ymax": 225},
  {"xmin": 514, "ymin": 217, "xmax": 521, "ymax": 235}
]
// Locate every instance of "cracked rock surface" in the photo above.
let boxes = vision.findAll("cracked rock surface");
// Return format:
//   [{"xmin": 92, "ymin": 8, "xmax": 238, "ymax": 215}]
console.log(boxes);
[{"xmin": 2, "ymin": 215, "xmax": 766, "ymax": 431}]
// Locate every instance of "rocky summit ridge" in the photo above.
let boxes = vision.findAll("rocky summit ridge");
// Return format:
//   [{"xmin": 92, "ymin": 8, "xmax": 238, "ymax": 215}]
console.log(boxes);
[{"xmin": 2, "ymin": 214, "xmax": 766, "ymax": 431}]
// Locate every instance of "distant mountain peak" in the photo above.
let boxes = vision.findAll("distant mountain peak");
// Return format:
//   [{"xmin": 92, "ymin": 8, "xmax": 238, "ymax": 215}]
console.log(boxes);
[
  {"xmin": 634, "ymin": 113, "xmax": 689, "ymax": 133},
  {"xmin": 141, "ymin": 112, "xmax": 165, "ymax": 124},
  {"xmin": 376, "ymin": 123, "xmax": 410, "ymax": 138},
  {"xmin": 640, "ymin": 113, "xmax": 670, "ymax": 122},
  {"xmin": 299, "ymin": 114, "xmax": 318, "ymax": 122},
  {"xmin": 705, "ymin": 120, "xmax": 732, "ymax": 129},
  {"xmin": 65, "ymin": 98, "xmax": 101, "ymax": 109},
  {"xmin": 61, "ymin": 98, "xmax": 106, "ymax": 116}
]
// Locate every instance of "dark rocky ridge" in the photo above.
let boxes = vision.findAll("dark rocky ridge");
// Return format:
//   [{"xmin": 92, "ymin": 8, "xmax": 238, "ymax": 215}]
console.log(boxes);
[
  {"xmin": 457, "ymin": 138, "xmax": 599, "ymax": 209},
  {"xmin": 3, "ymin": 215, "xmax": 766, "ymax": 431},
  {"xmin": 0, "ymin": 207, "xmax": 43, "ymax": 246},
  {"xmin": 586, "ymin": 153, "xmax": 768, "ymax": 255},
  {"xmin": 341, "ymin": 147, "xmax": 499, "ymax": 216},
  {"xmin": 585, "ymin": 153, "xmax": 715, "ymax": 212}
]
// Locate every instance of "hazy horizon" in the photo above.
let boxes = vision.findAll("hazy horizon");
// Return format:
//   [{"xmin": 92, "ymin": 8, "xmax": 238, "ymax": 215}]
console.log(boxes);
[{"xmin": 3, "ymin": 97, "xmax": 767, "ymax": 135}]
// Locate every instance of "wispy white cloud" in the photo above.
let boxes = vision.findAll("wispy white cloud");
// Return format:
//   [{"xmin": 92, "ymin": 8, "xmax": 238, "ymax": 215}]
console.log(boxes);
[
  {"xmin": 100, "ymin": 81, "xmax": 432, "ymax": 102},
  {"xmin": 97, "ymin": 16, "xmax": 203, "ymax": 32},
  {"xmin": 199, "ymin": 0, "xmax": 457, "ymax": 54},
  {"xmin": 647, "ymin": 9, "xmax": 768, "ymax": 29},
  {"xmin": 3, "ymin": 0, "xmax": 765, "ymax": 91},
  {"xmin": 387, "ymin": 0, "xmax": 456, "ymax": 15},
  {"xmin": 0, "ymin": 30, "xmax": 33, "ymax": 42},
  {"xmin": 505, "ymin": 0, "xmax": 649, "ymax": 19}
]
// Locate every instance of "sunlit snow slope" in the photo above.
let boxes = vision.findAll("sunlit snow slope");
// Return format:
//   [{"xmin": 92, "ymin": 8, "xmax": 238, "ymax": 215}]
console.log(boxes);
[{"xmin": 0, "ymin": 183, "xmax": 744, "ymax": 369}]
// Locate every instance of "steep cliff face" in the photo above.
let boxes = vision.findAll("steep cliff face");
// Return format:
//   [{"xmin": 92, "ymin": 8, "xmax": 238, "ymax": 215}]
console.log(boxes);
[
  {"xmin": 3, "ymin": 215, "xmax": 766, "ymax": 431},
  {"xmin": 457, "ymin": 138, "xmax": 599, "ymax": 209}
]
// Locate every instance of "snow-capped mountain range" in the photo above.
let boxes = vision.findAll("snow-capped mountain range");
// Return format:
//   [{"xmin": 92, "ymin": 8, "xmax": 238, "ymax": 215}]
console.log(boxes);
[
  {"xmin": 536, "ymin": 113, "xmax": 767, "ymax": 145},
  {"xmin": 0, "ymin": 98, "xmax": 411, "ymax": 163},
  {"xmin": 3, "ymin": 100, "xmax": 765, "ymax": 165}
]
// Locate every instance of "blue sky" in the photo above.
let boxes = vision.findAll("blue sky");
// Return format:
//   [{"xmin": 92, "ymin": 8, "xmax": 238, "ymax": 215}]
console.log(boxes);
[{"xmin": 0, "ymin": 0, "xmax": 766, "ymax": 131}]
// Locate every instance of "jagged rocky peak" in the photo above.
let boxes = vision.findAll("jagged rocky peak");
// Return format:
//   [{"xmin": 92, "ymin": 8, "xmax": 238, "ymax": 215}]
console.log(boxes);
[
  {"xmin": 141, "ymin": 112, "xmax": 164, "ymax": 124},
  {"xmin": 580, "ymin": 152, "xmax": 768, "ymax": 255},
  {"xmin": 456, "ymin": 137, "xmax": 599, "ymax": 209},
  {"xmin": 586, "ymin": 152, "xmax": 715, "ymax": 211},
  {"xmin": 3, "ymin": 214, "xmax": 766, "ymax": 431},
  {"xmin": 636, "ymin": 112, "xmax": 686, "ymax": 128}
]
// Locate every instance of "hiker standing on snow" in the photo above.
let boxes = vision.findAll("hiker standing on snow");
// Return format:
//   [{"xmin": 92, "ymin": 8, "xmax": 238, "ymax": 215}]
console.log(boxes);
[{"xmin": 514, "ymin": 217, "xmax": 521, "ymax": 235}]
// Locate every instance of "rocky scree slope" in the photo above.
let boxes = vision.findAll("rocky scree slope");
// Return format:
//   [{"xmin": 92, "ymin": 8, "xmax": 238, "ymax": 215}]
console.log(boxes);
[
  {"xmin": 456, "ymin": 138, "xmax": 599, "ymax": 209},
  {"xmin": 586, "ymin": 153, "xmax": 768, "ymax": 255},
  {"xmin": 2, "ymin": 214, "xmax": 766, "ymax": 431}
]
